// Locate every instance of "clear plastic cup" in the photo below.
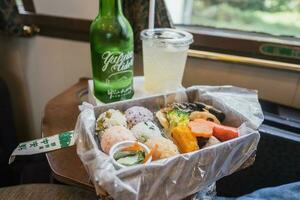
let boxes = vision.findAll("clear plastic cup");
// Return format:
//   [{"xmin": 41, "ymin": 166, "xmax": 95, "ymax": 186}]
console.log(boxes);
[{"xmin": 140, "ymin": 28, "xmax": 193, "ymax": 94}]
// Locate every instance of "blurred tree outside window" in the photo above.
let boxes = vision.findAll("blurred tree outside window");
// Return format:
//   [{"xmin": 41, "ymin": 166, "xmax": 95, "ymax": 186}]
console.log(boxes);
[{"xmin": 165, "ymin": 0, "xmax": 300, "ymax": 38}]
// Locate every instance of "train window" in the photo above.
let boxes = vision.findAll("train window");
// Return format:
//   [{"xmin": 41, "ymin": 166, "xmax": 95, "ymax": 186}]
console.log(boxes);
[
  {"xmin": 165, "ymin": 0, "xmax": 300, "ymax": 65},
  {"xmin": 15, "ymin": 0, "xmax": 300, "ymax": 66},
  {"xmin": 166, "ymin": 0, "xmax": 300, "ymax": 38}
]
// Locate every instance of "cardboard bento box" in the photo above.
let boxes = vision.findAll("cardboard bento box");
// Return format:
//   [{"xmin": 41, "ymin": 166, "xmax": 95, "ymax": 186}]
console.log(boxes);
[{"xmin": 75, "ymin": 86, "xmax": 263, "ymax": 200}]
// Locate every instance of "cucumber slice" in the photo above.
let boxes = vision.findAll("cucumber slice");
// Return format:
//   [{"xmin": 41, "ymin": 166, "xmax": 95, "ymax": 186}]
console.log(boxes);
[
  {"xmin": 116, "ymin": 151, "xmax": 145, "ymax": 166},
  {"xmin": 113, "ymin": 151, "xmax": 137, "ymax": 160},
  {"xmin": 117, "ymin": 155, "xmax": 140, "ymax": 166}
]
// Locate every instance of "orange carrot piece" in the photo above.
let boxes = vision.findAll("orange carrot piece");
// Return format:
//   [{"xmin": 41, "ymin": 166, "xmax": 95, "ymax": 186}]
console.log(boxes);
[
  {"xmin": 122, "ymin": 142, "xmax": 143, "ymax": 152},
  {"xmin": 144, "ymin": 144, "xmax": 158, "ymax": 163}
]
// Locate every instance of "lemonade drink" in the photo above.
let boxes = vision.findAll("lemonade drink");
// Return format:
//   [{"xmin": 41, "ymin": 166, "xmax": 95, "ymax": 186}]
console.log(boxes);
[{"xmin": 141, "ymin": 29, "xmax": 193, "ymax": 93}]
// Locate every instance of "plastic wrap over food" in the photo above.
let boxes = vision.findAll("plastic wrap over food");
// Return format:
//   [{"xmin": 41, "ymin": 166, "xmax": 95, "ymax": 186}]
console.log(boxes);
[{"xmin": 75, "ymin": 86, "xmax": 263, "ymax": 200}]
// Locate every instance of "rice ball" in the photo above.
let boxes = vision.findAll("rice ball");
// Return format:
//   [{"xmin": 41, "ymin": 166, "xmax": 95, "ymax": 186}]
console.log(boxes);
[
  {"xmin": 100, "ymin": 126, "xmax": 136, "ymax": 154},
  {"xmin": 125, "ymin": 106, "xmax": 153, "ymax": 127},
  {"xmin": 96, "ymin": 109, "xmax": 127, "ymax": 133},
  {"xmin": 145, "ymin": 137, "xmax": 179, "ymax": 160},
  {"xmin": 131, "ymin": 121, "xmax": 162, "ymax": 142}
]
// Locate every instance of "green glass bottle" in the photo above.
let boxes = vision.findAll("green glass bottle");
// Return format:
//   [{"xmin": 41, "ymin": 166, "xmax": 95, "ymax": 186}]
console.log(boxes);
[{"xmin": 90, "ymin": 0, "xmax": 134, "ymax": 103}]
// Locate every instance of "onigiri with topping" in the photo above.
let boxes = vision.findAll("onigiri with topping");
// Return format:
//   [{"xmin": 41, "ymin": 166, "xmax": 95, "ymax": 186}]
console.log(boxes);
[
  {"xmin": 100, "ymin": 126, "xmax": 136, "ymax": 154},
  {"xmin": 96, "ymin": 109, "xmax": 127, "ymax": 133},
  {"xmin": 145, "ymin": 137, "xmax": 179, "ymax": 160},
  {"xmin": 125, "ymin": 106, "xmax": 154, "ymax": 127},
  {"xmin": 131, "ymin": 121, "xmax": 162, "ymax": 142}
]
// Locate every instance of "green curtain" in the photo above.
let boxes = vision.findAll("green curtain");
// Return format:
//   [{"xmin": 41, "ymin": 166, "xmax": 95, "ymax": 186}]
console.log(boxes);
[
  {"xmin": 123, "ymin": 0, "xmax": 173, "ymax": 53},
  {"xmin": 0, "ymin": 0, "xmax": 23, "ymax": 36}
]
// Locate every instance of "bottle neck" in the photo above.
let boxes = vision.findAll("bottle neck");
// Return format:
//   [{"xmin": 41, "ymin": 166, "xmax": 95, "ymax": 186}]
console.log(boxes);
[{"xmin": 99, "ymin": 0, "xmax": 123, "ymax": 17}]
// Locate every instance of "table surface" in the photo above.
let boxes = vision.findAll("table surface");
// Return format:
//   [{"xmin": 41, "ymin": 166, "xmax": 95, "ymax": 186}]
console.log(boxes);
[{"xmin": 42, "ymin": 78, "xmax": 93, "ymax": 190}]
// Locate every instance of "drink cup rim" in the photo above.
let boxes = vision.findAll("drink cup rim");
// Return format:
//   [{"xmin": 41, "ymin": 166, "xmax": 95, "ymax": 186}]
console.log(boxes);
[{"xmin": 140, "ymin": 28, "xmax": 193, "ymax": 47}]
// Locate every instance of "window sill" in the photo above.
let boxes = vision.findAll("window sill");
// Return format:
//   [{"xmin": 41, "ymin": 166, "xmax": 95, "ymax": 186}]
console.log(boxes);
[{"xmin": 188, "ymin": 49, "xmax": 300, "ymax": 73}]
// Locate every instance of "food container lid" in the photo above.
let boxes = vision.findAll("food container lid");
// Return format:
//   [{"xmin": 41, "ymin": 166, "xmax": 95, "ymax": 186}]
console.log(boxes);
[{"xmin": 140, "ymin": 28, "xmax": 193, "ymax": 47}]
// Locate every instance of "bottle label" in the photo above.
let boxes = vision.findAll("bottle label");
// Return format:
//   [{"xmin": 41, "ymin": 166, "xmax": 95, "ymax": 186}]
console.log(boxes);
[
  {"xmin": 96, "ymin": 50, "xmax": 134, "ymax": 101},
  {"xmin": 101, "ymin": 51, "xmax": 133, "ymax": 72}
]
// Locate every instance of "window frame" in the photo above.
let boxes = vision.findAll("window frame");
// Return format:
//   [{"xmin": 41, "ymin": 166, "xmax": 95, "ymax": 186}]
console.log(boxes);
[
  {"xmin": 178, "ymin": 25, "xmax": 300, "ymax": 65},
  {"xmin": 16, "ymin": 0, "xmax": 300, "ymax": 69},
  {"xmin": 17, "ymin": 0, "xmax": 90, "ymax": 41}
]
